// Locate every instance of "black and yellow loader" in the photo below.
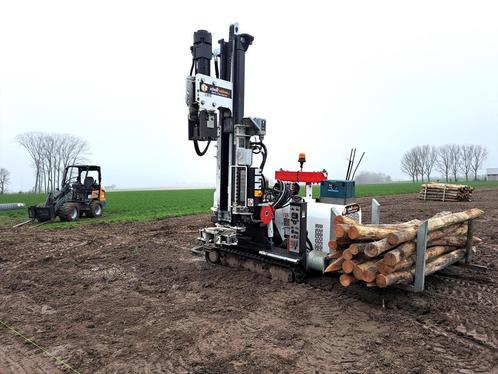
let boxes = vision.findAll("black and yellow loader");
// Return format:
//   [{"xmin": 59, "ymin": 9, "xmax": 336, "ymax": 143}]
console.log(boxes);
[{"xmin": 28, "ymin": 165, "xmax": 106, "ymax": 222}]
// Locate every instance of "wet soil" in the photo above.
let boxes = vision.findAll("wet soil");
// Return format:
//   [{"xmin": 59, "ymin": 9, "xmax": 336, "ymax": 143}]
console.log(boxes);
[{"xmin": 1, "ymin": 188, "xmax": 497, "ymax": 373}]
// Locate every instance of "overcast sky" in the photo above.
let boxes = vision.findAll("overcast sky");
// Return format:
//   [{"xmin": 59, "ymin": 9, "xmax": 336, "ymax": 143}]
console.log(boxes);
[{"xmin": 1, "ymin": 0, "xmax": 497, "ymax": 191}]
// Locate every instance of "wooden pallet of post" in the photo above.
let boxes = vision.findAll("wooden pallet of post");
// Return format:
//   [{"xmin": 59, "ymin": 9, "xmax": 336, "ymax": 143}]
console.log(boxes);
[
  {"xmin": 325, "ymin": 209, "xmax": 484, "ymax": 289},
  {"xmin": 419, "ymin": 183, "xmax": 474, "ymax": 202}
]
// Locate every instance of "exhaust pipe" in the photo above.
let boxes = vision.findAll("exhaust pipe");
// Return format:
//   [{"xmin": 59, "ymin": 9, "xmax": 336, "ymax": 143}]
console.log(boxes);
[{"xmin": 306, "ymin": 249, "xmax": 328, "ymax": 273}]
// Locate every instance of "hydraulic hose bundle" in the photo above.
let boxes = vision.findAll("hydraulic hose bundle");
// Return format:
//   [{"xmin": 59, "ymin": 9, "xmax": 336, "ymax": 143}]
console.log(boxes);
[{"xmin": 270, "ymin": 181, "xmax": 293, "ymax": 210}]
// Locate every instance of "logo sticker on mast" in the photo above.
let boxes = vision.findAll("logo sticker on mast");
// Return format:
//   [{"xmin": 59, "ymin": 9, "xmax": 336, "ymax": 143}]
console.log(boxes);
[
  {"xmin": 200, "ymin": 83, "xmax": 232, "ymax": 99},
  {"xmin": 195, "ymin": 73, "xmax": 233, "ymax": 111}
]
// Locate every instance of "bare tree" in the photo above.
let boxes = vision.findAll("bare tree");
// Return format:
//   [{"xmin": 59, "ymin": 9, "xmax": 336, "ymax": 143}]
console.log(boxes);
[
  {"xmin": 401, "ymin": 150, "xmax": 418, "ymax": 182},
  {"xmin": 17, "ymin": 132, "xmax": 90, "ymax": 193},
  {"xmin": 471, "ymin": 145, "xmax": 488, "ymax": 180},
  {"xmin": 404, "ymin": 143, "xmax": 488, "ymax": 183},
  {"xmin": 460, "ymin": 144, "xmax": 474, "ymax": 182},
  {"xmin": 436, "ymin": 145, "xmax": 452, "ymax": 182},
  {"xmin": 0, "ymin": 168, "xmax": 10, "ymax": 194},
  {"xmin": 17, "ymin": 132, "xmax": 44, "ymax": 192},
  {"xmin": 421, "ymin": 145, "xmax": 438, "ymax": 182},
  {"xmin": 401, "ymin": 146, "xmax": 437, "ymax": 182},
  {"xmin": 413, "ymin": 146, "xmax": 426, "ymax": 182},
  {"xmin": 448, "ymin": 144, "xmax": 461, "ymax": 182}
]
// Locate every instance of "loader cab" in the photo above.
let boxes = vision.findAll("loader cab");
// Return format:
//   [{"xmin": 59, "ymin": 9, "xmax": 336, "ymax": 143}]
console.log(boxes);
[
  {"xmin": 62, "ymin": 165, "xmax": 104, "ymax": 200},
  {"xmin": 62, "ymin": 165, "xmax": 100, "ymax": 187}
]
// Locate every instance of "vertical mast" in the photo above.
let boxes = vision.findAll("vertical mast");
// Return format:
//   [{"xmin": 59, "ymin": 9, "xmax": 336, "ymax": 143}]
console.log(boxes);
[{"xmin": 217, "ymin": 24, "xmax": 253, "ymax": 223}]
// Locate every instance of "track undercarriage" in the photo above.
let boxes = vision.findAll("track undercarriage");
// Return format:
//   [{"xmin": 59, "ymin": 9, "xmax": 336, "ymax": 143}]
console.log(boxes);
[{"xmin": 194, "ymin": 245, "xmax": 307, "ymax": 283}]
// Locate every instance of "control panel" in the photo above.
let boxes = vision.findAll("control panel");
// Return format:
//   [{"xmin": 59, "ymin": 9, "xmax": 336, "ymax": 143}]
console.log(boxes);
[{"xmin": 288, "ymin": 201, "xmax": 307, "ymax": 255}]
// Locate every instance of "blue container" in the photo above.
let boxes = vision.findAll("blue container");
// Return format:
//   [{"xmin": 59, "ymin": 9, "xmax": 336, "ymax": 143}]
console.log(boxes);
[{"xmin": 320, "ymin": 180, "xmax": 355, "ymax": 201}]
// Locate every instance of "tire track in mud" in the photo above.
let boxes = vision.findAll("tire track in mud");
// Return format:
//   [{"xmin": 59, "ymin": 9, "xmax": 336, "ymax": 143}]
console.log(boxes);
[
  {"xmin": 176, "ymin": 287, "xmax": 303, "ymax": 373},
  {"xmin": 410, "ymin": 318, "xmax": 497, "ymax": 373},
  {"xmin": 305, "ymin": 270, "xmax": 498, "ymax": 373},
  {"xmin": 382, "ymin": 302, "xmax": 495, "ymax": 373},
  {"xmin": 392, "ymin": 289, "xmax": 497, "ymax": 372},
  {"xmin": 426, "ymin": 269, "xmax": 498, "ymax": 352},
  {"xmin": 301, "ymin": 289, "xmax": 380, "ymax": 373},
  {"xmin": 432, "ymin": 274, "xmax": 498, "ymax": 305},
  {"xmin": 424, "ymin": 288, "xmax": 498, "ymax": 351}
]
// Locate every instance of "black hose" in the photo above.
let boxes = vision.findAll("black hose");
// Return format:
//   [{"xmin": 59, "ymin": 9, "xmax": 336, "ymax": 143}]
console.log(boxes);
[
  {"xmin": 272, "ymin": 181, "xmax": 286, "ymax": 209},
  {"xmin": 259, "ymin": 143, "xmax": 267, "ymax": 171},
  {"xmin": 272, "ymin": 181, "xmax": 292, "ymax": 210},
  {"xmin": 194, "ymin": 140, "xmax": 211, "ymax": 156},
  {"xmin": 189, "ymin": 59, "xmax": 195, "ymax": 76},
  {"xmin": 281, "ymin": 194, "xmax": 301, "ymax": 209},
  {"xmin": 251, "ymin": 141, "xmax": 267, "ymax": 171},
  {"xmin": 214, "ymin": 59, "xmax": 220, "ymax": 79},
  {"xmin": 306, "ymin": 235, "xmax": 314, "ymax": 252}
]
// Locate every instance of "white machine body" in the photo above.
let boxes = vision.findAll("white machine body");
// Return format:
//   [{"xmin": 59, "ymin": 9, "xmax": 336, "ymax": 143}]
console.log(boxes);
[{"xmin": 274, "ymin": 198, "xmax": 362, "ymax": 255}]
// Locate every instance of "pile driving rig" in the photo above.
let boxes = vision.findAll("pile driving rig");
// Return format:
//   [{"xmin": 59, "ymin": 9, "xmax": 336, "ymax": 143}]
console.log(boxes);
[{"xmin": 186, "ymin": 24, "xmax": 361, "ymax": 281}]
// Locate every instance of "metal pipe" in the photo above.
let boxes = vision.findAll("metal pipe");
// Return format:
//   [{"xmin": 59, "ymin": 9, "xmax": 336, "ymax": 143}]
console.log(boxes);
[
  {"xmin": 0, "ymin": 203, "xmax": 25, "ymax": 211},
  {"xmin": 345, "ymin": 148, "xmax": 353, "ymax": 179},
  {"xmin": 349, "ymin": 148, "xmax": 356, "ymax": 180},
  {"xmin": 351, "ymin": 151, "xmax": 365, "ymax": 180}
]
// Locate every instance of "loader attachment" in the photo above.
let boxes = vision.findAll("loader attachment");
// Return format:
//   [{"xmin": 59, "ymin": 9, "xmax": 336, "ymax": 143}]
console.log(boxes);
[{"xmin": 28, "ymin": 205, "xmax": 55, "ymax": 222}]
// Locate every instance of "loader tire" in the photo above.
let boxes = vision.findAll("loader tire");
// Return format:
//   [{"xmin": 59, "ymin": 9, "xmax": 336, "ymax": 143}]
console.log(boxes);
[
  {"xmin": 58, "ymin": 203, "xmax": 80, "ymax": 222},
  {"xmin": 87, "ymin": 201, "xmax": 102, "ymax": 218}
]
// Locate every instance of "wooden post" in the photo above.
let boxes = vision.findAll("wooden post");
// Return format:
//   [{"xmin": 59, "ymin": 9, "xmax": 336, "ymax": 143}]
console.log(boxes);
[
  {"xmin": 465, "ymin": 220, "xmax": 473, "ymax": 263},
  {"xmin": 413, "ymin": 221, "xmax": 428, "ymax": 292},
  {"xmin": 371, "ymin": 198, "xmax": 380, "ymax": 224}
]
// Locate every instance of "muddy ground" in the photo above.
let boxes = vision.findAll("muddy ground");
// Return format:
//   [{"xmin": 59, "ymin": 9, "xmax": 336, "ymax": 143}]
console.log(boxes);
[{"xmin": 0, "ymin": 189, "xmax": 497, "ymax": 374}]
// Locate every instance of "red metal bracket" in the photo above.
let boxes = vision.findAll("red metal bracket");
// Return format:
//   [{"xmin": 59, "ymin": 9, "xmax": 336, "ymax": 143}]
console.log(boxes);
[{"xmin": 275, "ymin": 170, "xmax": 327, "ymax": 184}]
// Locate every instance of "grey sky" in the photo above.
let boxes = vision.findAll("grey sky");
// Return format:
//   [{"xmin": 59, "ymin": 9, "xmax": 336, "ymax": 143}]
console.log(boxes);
[{"xmin": 1, "ymin": 0, "xmax": 497, "ymax": 191}]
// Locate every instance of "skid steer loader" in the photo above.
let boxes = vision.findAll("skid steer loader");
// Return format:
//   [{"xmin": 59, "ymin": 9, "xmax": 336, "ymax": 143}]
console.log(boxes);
[{"xmin": 28, "ymin": 165, "xmax": 106, "ymax": 222}]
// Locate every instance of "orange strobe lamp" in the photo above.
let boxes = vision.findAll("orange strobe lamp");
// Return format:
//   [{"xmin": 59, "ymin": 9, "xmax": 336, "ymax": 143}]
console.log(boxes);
[{"xmin": 298, "ymin": 153, "xmax": 306, "ymax": 170}]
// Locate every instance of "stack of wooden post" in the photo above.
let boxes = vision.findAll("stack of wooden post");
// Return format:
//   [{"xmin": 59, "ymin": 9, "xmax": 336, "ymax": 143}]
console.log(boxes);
[
  {"xmin": 419, "ymin": 183, "xmax": 474, "ymax": 202},
  {"xmin": 325, "ymin": 208, "xmax": 484, "ymax": 288}
]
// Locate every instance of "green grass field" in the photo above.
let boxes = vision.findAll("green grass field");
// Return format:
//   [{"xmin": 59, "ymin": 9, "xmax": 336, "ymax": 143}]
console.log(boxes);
[
  {"xmin": 354, "ymin": 180, "xmax": 498, "ymax": 197},
  {"xmin": 1, "ymin": 180, "xmax": 497, "ymax": 227},
  {"xmin": 0, "ymin": 189, "xmax": 214, "ymax": 227}
]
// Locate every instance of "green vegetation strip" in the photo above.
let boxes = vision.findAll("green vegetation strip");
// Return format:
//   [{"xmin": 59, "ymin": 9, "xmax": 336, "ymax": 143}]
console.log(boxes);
[
  {"xmin": 0, "ymin": 189, "xmax": 214, "ymax": 227},
  {"xmin": 1, "ymin": 181, "xmax": 497, "ymax": 227},
  {"xmin": 0, "ymin": 319, "xmax": 81, "ymax": 374}
]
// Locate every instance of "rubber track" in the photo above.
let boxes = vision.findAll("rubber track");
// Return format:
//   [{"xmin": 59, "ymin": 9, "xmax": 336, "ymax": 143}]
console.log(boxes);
[{"xmin": 205, "ymin": 245, "xmax": 304, "ymax": 282}]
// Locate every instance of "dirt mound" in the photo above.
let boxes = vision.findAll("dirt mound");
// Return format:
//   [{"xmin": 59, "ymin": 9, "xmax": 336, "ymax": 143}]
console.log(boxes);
[{"xmin": 1, "ymin": 189, "xmax": 497, "ymax": 373}]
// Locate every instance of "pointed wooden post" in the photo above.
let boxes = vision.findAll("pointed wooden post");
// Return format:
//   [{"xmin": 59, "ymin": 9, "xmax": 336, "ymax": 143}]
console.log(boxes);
[
  {"xmin": 413, "ymin": 221, "xmax": 428, "ymax": 292},
  {"xmin": 371, "ymin": 199, "xmax": 380, "ymax": 224}
]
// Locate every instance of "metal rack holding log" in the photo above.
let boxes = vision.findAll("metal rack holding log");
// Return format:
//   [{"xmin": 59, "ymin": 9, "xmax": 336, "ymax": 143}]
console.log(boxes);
[
  {"xmin": 401, "ymin": 218, "xmax": 481, "ymax": 292},
  {"xmin": 327, "ymin": 202, "xmax": 485, "ymax": 292}
]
